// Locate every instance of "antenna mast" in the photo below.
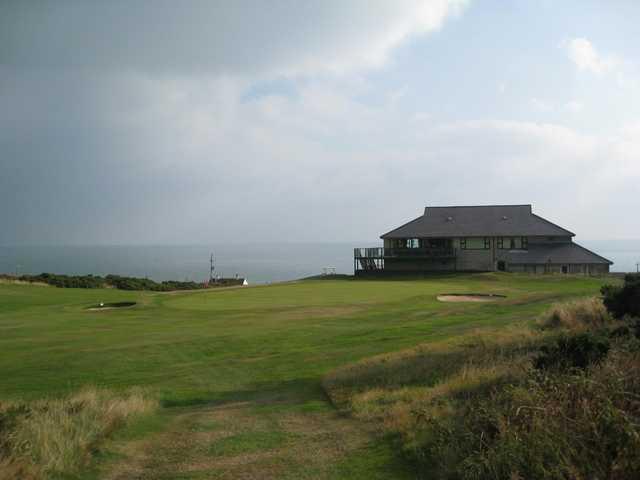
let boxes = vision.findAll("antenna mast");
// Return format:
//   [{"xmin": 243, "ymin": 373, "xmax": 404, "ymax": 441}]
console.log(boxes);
[{"xmin": 209, "ymin": 253, "xmax": 216, "ymax": 283}]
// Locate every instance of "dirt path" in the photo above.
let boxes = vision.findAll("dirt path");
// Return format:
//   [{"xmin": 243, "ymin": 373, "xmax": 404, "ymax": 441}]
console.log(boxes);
[{"xmin": 102, "ymin": 395, "xmax": 413, "ymax": 480}]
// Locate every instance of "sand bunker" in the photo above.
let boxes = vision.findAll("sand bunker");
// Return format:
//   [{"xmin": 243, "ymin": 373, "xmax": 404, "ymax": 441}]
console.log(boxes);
[
  {"xmin": 437, "ymin": 293, "xmax": 506, "ymax": 303},
  {"xmin": 86, "ymin": 301, "xmax": 136, "ymax": 311}
]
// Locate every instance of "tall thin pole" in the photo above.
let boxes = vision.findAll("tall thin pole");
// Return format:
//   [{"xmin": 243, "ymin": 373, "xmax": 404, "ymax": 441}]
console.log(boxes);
[{"xmin": 209, "ymin": 253, "xmax": 215, "ymax": 283}]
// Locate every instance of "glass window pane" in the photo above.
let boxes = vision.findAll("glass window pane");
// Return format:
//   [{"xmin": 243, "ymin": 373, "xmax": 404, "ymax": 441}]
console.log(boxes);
[{"xmin": 465, "ymin": 237, "xmax": 486, "ymax": 249}]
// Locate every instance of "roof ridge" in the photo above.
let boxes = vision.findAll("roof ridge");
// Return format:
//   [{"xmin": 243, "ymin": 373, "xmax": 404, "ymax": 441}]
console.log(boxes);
[{"xmin": 530, "ymin": 213, "xmax": 575, "ymax": 237}]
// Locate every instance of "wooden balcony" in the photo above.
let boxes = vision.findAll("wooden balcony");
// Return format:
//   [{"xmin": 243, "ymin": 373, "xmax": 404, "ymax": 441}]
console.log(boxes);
[
  {"xmin": 354, "ymin": 247, "xmax": 457, "ymax": 272},
  {"xmin": 354, "ymin": 247, "xmax": 457, "ymax": 259}
]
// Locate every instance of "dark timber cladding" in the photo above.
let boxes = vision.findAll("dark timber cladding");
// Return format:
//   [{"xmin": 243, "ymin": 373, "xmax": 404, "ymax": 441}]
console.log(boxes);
[{"xmin": 354, "ymin": 204, "xmax": 612, "ymax": 275}]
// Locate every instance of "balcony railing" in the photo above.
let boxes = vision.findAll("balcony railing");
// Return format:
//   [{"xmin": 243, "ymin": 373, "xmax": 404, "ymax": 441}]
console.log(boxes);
[{"xmin": 354, "ymin": 247, "xmax": 456, "ymax": 259}]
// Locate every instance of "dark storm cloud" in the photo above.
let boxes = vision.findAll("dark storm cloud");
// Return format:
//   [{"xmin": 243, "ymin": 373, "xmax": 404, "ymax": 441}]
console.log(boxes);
[
  {"xmin": 0, "ymin": 1, "xmax": 471, "ymax": 244},
  {"xmin": 1, "ymin": 1, "xmax": 466, "ymax": 74}
]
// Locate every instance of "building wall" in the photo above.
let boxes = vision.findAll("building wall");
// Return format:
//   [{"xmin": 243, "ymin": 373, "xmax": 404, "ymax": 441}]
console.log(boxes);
[
  {"xmin": 377, "ymin": 236, "xmax": 609, "ymax": 274},
  {"xmin": 385, "ymin": 258, "xmax": 455, "ymax": 272},
  {"xmin": 456, "ymin": 246, "xmax": 494, "ymax": 271},
  {"xmin": 508, "ymin": 263, "xmax": 610, "ymax": 275}
]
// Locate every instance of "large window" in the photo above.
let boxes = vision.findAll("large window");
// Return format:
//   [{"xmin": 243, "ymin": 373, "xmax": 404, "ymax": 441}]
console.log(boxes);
[
  {"xmin": 461, "ymin": 237, "xmax": 490, "ymax": 250},
  {"xmin": 396, "ymin": 238, "xmax": 420, "ymax": 248},
  {"xmin": 498, "ymin": 237, "xmax": 528, "ymax": 250},
  {"xmin": 406, "ymin": 238, "xmax": 420, "ymax": 248}
]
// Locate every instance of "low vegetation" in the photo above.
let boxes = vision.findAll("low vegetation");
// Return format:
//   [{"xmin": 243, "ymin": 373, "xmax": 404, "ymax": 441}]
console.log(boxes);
[
  {"xmin": 0, "ymin": 387, "xmax": 157, "ymax": 479},
  {"xmin": 602, "ymin": 273, "xmax": 640, "ymax": 319},
  {"xmin": 0, "ymin": 272, "xmax": 229, "ymax": 291},
  {"xmin": 324, "ymin": 275, "xmax": 640, "ymax": 479}
]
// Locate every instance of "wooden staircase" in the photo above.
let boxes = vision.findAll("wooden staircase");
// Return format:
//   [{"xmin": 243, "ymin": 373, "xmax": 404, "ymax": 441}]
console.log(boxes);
[{"xmin": 358, "ymin": 257, "xmax": 379, "ymax": 271}]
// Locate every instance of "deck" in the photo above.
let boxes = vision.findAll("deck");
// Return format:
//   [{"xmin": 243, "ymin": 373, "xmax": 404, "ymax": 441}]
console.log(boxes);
[{"xmin": 353, "ymin": 247, "xmax": 457, "ymax": 272}]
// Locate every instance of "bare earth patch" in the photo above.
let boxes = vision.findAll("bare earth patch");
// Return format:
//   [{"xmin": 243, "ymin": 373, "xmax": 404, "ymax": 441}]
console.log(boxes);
[
  {"xmin": 86, "ymin": 302, "xmax": 137, "ymax": 311},
  {"xmin": 103, "ymin": 397, "xmax": 402, "ymax": 480},
  {"xmin": 0, "ymin": 279, "xmax": 49, "ymax": 287},
  {"xmin": 437, "ymin": 293, "xmax": 506, "ymax": 303}
]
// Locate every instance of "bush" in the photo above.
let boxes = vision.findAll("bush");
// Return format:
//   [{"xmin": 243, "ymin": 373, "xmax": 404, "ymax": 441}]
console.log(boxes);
[
  {"xmin": 602, "ymin": 274, "xmax": 640, "ymax": 319},
  {"xmin": 534, "ymin": 332, "xmax": 610, "ymax": 371},
  {"xmin": 22, "ymin": 273, "xmax": 107, "ymax": 289},
  {"xmin": 409, "ymin": 346, "xmax": 640, "ymax": 480},
  {"xmin": 13, "ymin": 273, "xmax": 208, "ymax": 292},
  {"xmin": 537, "ymin": 297, "xmax": 611, "ymax": 330}
]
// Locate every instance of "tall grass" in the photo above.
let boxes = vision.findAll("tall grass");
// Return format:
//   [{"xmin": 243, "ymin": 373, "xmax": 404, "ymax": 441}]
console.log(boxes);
[
  {"xmin": 324, "ymin": 327, "xmax": 545, "ymax": 446},
  {"xmin": 0, "ymin": 387, "xmax": 157, "ymax": 479},
  {"xmin": 537, "ymin": 297, "xmax": 611, "ymax": 330}
]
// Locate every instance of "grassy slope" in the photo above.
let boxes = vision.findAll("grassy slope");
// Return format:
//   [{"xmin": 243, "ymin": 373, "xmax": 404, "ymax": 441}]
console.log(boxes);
[{"xmin": 0, "ymin": 274, "xmax": 610, "ymax": 479}]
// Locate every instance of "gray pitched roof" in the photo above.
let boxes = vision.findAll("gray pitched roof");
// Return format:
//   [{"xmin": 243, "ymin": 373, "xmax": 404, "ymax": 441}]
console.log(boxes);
[
  {"xmin": 506, "ymin": 242, "xmax": 613, "ymax": 265},
  {"xmin": 381, "ymin": 205, "xmax": 575, "ymax": 239}
]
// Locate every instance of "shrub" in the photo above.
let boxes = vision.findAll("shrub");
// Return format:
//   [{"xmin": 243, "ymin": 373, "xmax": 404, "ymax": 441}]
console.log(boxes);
[
  {"xmin": 602, "ymin": 274, "xmax": 640, "ymax": 319},
  {"xmin": 406, "ymin": 346, "xmax": 640, "ymax": 480},
  {"xmin": 13, "ymin": 272, "xmax": 208, "ymax": 291},
  {"xmin": 534, "ymin": 332, "xmax": 610, "ymax": 371},
  {"xmin": 537, "ymin": 297, "xmax": 611, "ymax": 331},
  {"xmin": 21, "ymin": 273, "xmax": 107, "ymax": 289}
]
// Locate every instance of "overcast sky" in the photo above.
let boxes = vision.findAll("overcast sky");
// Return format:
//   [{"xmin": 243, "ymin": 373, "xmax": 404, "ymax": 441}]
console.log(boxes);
[{"xmin": 1, "ymin": 0, "xmax": 639, "ymax": 245}]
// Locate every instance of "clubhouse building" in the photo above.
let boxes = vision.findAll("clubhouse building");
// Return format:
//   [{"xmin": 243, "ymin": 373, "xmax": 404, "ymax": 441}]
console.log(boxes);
[{"xmin": 354, "ymin": 204, "xmax": 612, "ymax": 275}]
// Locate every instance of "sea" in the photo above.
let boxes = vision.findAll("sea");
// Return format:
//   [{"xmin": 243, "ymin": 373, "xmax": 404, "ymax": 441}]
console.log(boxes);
[{"xmin": 0, "ymin": 240, "xmax": 638, "ymax": 284}]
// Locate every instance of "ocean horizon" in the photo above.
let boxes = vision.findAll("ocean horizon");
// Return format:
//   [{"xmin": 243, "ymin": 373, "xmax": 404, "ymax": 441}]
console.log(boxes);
[{"xmin": 1, "ymin": 240, "xmax": 638, "ymax": 284}]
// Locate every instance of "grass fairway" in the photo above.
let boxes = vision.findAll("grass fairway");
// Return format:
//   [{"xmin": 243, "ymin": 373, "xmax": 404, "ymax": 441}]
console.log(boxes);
[{"xmin": 0, "ymin": 273, "xmax": 610, "ymax": 479}]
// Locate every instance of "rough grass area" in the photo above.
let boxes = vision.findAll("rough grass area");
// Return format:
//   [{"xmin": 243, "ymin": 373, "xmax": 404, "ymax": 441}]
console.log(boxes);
[
  {"xmin": 0, "ymin": 274, "xmax": 614, "ymax": 478},
  {"xmin": 323, "ymin": 328, "xmax": 546, "ymax": 438},
  {"xmin": 0, "ymin": 388, "xmax": 157, "ymax": 479},
  {"xmin": 323, "ymin": 327, "xmax": 543, "ymax": 409},
  {"xmin": 323, "ymin": 296, "xmax": 640, "ymax": 479},
  {"xmin": 537, "ymin": 296, "xmax": 611, "ymax": 330}
]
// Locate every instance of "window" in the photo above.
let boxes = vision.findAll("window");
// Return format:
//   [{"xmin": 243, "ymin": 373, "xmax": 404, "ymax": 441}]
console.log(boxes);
[
  {"xmin": 498, "ymin": 237, "xmax": 528, "ymax": 250},
  {"xmin": 461, "ymin": 237, "xmax": 489, "ymax": 250},
  {"xmin": 397, "ymin": 239, "xmax": 419, "ymax": 248}
]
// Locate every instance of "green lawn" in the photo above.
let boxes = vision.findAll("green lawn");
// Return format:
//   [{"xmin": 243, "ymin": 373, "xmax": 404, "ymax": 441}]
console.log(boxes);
[{"xmin": 0, "ymin": 273, "xmax": 611, "ymax": 479}]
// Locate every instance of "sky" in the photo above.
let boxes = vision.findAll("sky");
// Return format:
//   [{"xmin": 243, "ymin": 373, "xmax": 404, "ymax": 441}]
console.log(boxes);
[{"xmin": 1, "ymin": 0, "xmax": 639, "ymax": 245}]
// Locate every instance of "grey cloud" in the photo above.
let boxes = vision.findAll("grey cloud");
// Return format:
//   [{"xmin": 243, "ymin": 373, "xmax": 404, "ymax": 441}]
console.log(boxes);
[
  {"xmin": 1, "ymin": 1, "xmax": 467, "ymax": 74},
  {"xmin": 3, "ymin": 71, "xmax": 636, "ymax": 245}
]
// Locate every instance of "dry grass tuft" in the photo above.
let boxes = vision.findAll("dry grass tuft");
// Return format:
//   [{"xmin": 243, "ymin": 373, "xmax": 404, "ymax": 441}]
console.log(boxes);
[
  {"xmin": 0, "ymin": 387, "xmax": 157, "ymax": 478},
  {"xmin": 323, "ymin": 326, "xmax": 543, "ymax": 444},
  {"xmin": 537, "ymin": 297, "xmax": 611, "ymax": 331},
  {"xmin": 324, "ymin": 326, "xmax": 542, "ymax": 408}
]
